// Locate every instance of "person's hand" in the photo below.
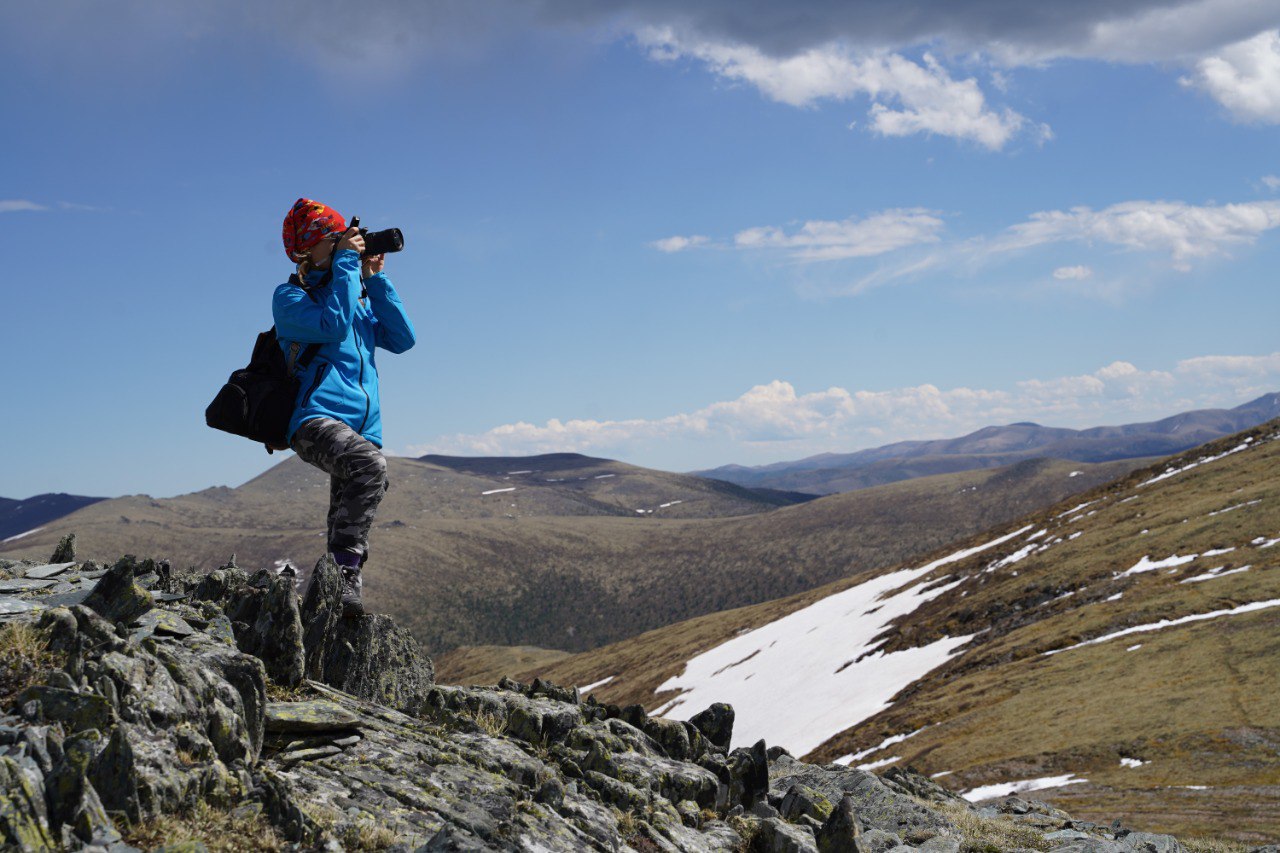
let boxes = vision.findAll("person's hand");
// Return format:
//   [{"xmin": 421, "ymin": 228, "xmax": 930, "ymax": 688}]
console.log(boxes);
[
  {"xmin": 336, "ymin": 226, "xmax": 365, "ymax": 256},
  {"xmin": 362, "ymin": 254, "xmax": 386, "ymax": 279}
]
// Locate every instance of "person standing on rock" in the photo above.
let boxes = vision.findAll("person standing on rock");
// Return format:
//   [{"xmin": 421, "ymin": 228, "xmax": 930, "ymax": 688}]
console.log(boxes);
[{"xmin": 274, "ymin": 198, "xmax": 416, "ymax": 616}]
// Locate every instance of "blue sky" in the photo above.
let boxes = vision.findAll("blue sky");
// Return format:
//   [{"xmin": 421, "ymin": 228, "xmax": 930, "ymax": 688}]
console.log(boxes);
[{"xmin": 4, "ymin": 1, "xmax": 1280, "ymax": 499}]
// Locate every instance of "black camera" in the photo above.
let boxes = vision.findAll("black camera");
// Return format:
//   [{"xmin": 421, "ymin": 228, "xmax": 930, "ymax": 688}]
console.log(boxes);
[{"xmin": 350, "ymin": 216, "xmax": 404, "ymax": 257}]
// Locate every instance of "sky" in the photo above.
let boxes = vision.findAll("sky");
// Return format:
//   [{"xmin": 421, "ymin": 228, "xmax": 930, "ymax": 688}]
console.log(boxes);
[{"xmin": 3, "ymin": 0, "xmax": 1280, "ymax": 499}]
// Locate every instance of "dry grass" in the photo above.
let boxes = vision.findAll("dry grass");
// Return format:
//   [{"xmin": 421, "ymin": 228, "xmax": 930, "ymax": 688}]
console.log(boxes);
[
  {"xmin": 123, "ymin": 800, "xmax": 284, "ymax": 852},
  {"xmin": 928, "ymin": 800, "xmax": 1051, "ymax": 852},
  {"xmin": 433, "ymin": 644, "xmax": 572, "ymax": 686},
  {"xmin": 1181, "ymin": 837, "xmax": 1251, "ymax": 853},
  {"xmin": 265, "ymin": 681, "xmax": 317, "ymax": 702},
  {"xmin": 303, "ymin": 802, "xmax": 402, "ymax": 851},
  {"xmin": 0, "ymin": 622, "xmax": 66, "ymax": 709}
]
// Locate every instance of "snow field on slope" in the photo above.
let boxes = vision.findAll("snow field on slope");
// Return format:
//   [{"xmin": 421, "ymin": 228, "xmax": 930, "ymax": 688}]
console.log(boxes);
[{"xmin": 651, "ymin": 527, "xmax": 1031, "ymax": 755}]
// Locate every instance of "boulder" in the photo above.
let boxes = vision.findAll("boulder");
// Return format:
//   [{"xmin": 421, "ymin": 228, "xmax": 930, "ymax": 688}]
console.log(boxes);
[
  {"xmin": 81, "ymin": 557, "xmax": 153, "ymax": 626},
  {"xmin": 49, "ymin": 534, "xmax": 76, "ymax": 564},
  {"xmin": 298, "ymin": 557, "xmax": 435, "ymax": 712},
  {"xmin": 690, "ymin": 702, "xmax": 735, "ymax": 751},
  {"xmin": 816, "ymin": 794, "xmax": 865, "ymax": 853}
]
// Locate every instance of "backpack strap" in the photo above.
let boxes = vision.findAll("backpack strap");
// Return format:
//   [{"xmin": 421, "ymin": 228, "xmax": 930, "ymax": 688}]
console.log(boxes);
[{"xmin": 282, "ymin": 265, "xmax": 334, "ymax": 376}]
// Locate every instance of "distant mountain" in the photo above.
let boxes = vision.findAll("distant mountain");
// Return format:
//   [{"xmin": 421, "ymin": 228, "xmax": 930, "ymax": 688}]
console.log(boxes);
[
  {"xmin": 0, "ymin": 492, "xmax": 107, "ymax": 541},
  {"xmin": 522, "ymin": 418, "xmax": 1280, "ymax": 840},
  {"xmin": 695, "ymin": 392, "xmax": 1280, "ymax": 495},
  {"xmin": 0, "ymin": 450, "xmax": 1145, "ymax": 657}
]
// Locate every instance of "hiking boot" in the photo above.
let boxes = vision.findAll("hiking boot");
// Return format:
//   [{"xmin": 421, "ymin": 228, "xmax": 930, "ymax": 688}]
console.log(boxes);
[{"xmin": 339, "ymin": 566, "xmax": 364, "ymax": 618}]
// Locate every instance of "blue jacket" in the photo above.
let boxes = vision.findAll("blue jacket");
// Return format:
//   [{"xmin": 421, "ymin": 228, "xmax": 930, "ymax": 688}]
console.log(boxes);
[{"xmin": 272, "ymin": 248, "xmax": 416, "ymax": 448}]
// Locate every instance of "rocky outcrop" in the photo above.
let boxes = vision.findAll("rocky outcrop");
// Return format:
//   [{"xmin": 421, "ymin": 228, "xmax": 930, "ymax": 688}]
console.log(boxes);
[
  {"xmin": 298, "ymin": 557, "xmax": 436, "ymax": 712},
  {"xmin": 0, "ymin": 549, "xmax": 1253, "ymax": 851}
]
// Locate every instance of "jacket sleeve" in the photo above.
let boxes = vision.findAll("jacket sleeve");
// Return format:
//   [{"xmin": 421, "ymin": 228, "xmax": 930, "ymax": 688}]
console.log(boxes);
[
  {"xmin": 271, "ymin": 250, "xmax": 362, "ymax": 343},
  {"xmin": 365, "ymin": 272, "xmax": 417, "ymax": 353}
]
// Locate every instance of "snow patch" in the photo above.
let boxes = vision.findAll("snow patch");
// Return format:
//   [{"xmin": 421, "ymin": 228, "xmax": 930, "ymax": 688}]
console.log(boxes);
[
  {"xmin": 481, "ymin": 487, "xmax": 516, "ymax": 495},
  {"xmin": 1117, "ymin": 554, "xmax": 1197, "ymax": 579},
  {"xmin": 858, "ymin": 755, "xmax": 902, "ymax": 771},
  {"xmin": 2, "ymin": 526, "xmax": 45, "ymax": 542},
  {"xmin": 961, "ymin": 775, "xmax": 1087, "ymax": 802},
  {"xmin": 651, "ymin": 528, "xmax": 1039, "ymax": 754},
  {"xmin": 1045, "ymin": 599, "xmax": 1280, "ymax": 656},
  {"xmin": 1140, "ymin": 440, "xmax": 1253, "ymax": 487},
  {"xmin": 835, "ymin": 726, "xmax": 929, "ymax": 765},
  {"xmin": 578, "ymin": 675, "xmax": 614, "ymax": 694},
  {"xmin": 1181, "ymin": 565, "xmax": 1251, "ymax": 584},
  {"xmin": 1121, "ymin": 758, "xmax": 1147, "ymax": 768},
  {"xmin": 1208, "ymin": 500, "xmax": 1261, "ymax": 517}
]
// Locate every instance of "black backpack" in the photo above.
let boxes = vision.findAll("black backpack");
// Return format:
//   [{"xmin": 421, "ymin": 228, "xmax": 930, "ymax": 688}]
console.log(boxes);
[{"xmin": 205, "ymin": 275, "xmax": 325, "ymax": 453}]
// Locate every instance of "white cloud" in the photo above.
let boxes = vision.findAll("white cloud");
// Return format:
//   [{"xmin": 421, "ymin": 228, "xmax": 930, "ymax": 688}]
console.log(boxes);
[
  {"xmin": 1053, "ymin": 265, "xmax": 1094, "ymax": 280},
  {"xmin": 0, "ymin": 200, "xmax": 47, "ymax": 213},
  {"xmin": 404, "ymin": 353, "xmax": 1280, "ymax": 461},
  {"xmin": 637, "ymin": 28, "xmax": 1041, "ymax": 150},
  {"xmin": 734, "ymin": 209, "xmax": 945, "ymax": 262},
  {"xmin": 1263, "ymin": 175, "xmax": 1280, "ymax": 191},
  {"xmin": 651, "ymin": 234, "xmax": 709, "ymax": 252},
  {"xmin": 1184, "ymin": 29, "xmax": 1280, "ymax": 122},
  {"xmin": 993, "ymin": 199, "xmax": 1280, "ymax": 270}
]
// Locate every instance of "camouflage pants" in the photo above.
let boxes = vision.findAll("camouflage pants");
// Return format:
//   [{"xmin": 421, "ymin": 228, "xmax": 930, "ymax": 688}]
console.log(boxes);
[{"xmin": 290, "ymin": 417, "xmax": 388, "ymax": 559}]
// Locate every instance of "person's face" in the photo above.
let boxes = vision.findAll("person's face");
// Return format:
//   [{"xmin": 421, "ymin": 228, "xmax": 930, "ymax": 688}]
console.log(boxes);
[{"xmin": 306, "ymin": 233, "xmax": 340, "ymax": 269}]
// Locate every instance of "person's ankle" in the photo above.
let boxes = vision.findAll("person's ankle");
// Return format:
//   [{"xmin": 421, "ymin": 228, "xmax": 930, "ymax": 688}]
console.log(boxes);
[{"xmin": 331, "ymin": 548, "xmax": 362, "ymax": 570}]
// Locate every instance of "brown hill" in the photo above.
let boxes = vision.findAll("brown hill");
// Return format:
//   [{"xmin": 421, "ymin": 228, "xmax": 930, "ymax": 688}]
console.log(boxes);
[
  {"xmin": 0, "ymin": 452, "xmax": 1144, "ymax": 659},
  {"xmin": 518, "ymin": 422, "xmax": 1280, "ymax": 841}
]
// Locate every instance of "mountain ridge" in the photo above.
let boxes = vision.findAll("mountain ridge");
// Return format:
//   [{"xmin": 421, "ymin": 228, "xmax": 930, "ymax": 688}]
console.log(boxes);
[{"xmin": 695, "ymin": 392, "xmax": 1280, "ymax": 495}]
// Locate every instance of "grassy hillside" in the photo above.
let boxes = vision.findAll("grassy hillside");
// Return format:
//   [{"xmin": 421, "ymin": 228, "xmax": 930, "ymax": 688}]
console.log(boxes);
[
  {"xmin": 521, "ymin": 422, "xmax": 1280, "ymax": 841},
  {"xmin": 0, "ymin": 452, "xmax": 1144, "ymax": 658}
]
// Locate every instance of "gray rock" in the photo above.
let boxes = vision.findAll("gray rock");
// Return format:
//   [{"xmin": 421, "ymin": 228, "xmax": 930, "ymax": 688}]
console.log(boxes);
[
  {"xmin": 41, "ymin": 589, "xmax": 92, "ymax": 609},
  {"xmin": 264, "ymin": 700, "xmax": 361, "ymax": 733},
  {"xmin": 0, "ymin": 596, "xmax": 41, "ymax": 616},
  {"xmin": 1047, "ymin": 830, "xmax": 1098, "ymax": 842},
  {"xmin": 880, "ymin": 766, "xmax": 965, "ymax": 805},
  {"xmin": 24, "ymin": 562, "xmax": 77, "ymax": 581},
  {"xmin": 1050, "ymin": 840, "xmax": 1128, "ymax": 853},
  {"xmin": 817, "ymin": 793, "xmax": 865, "ymax": 853},
  {"xmin": 690, "ymin": 702, "xmax": 735, "ymax": 751},
  {"xmin": 0, "ymin": 578, "xmax": 59, "ymax": 593},
  {"xmin": 752, "ymin": 799, "xmax": 781, "ymax": 819},
  {"xmin": 81, "ymin": 557, "xmax": 154, "ymax": 626},
  {"xmin": 770, "ymin": 754, "xmax": 956, "ymax": 838},
  {"xmin": 754, "ymin": 816, "xmax": 821, "ymax": 852},
  {"xmin": 235, "ymin": 575, "xmax": 305, "ymax": 687},
  {"xmin": 780, "ymin": 783, "xmax": 836, "ymax": 822},
  {"xmin": 1122, "ymin": 832, "xmax": 1185, "ymax": 853},
  {"xmin": 861, "ymin": 829, "xmax": 903, "ymax": 853},
  {"xmin": 49, "ymin": 534, "xmax": 76, "ymax": 564},
  {"xmin": 299, "ymin": 557, "xmax": 435, "ymax": 712}
]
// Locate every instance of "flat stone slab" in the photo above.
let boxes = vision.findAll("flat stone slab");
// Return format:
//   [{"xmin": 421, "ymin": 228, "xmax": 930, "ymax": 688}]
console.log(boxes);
[
  {"xmin": 154, "ymin": 610, "xmax": 195, "ymax": 637},
  {"xmin": 265, "ymin": 700, "xmax": 362, "ymax": 733},
  {"xmin": 23, "ymin": 562, "xmax": 77, "ymax": 580},
  {"xmin": 0, "ymin": 596, "xmax": 42, "ymax": 616},
  {"xmin": 153, "ymin": 591, "xmax": 190, "ymax": 602},
  {"xmin": 0, "ymin": 578, "xmax": 59, "ymax": 593},
  {"xmin": 42, "ymin": 589, "xmax": 92, "ymax": 608},
  {"xmin": 279, "ymin": 744, "xmax": 344, "ymax": 764}
]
